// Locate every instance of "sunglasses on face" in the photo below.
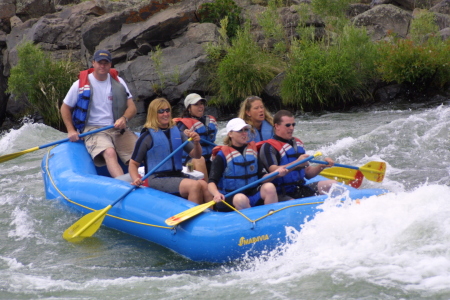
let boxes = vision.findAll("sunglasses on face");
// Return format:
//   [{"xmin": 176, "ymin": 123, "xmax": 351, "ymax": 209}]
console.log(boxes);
[
  {"xmin": 284, "ymin": 123, "xmax": 296, "ymax": 128},
  {"xmin": 233, "ymin": 128, "xmax": 250, "ymax": 133},
  {"xmin": 157, "ymin": 108, "xmax": 171, "ymax": 114}
]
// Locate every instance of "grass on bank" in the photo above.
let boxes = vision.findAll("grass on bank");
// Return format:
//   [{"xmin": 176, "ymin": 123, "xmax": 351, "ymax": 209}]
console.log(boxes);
[
  {"xmin": 207, "ymin": 21, "xmax": 284, "ymax": 107},
  {"xmin": 281, "ymin": 25, "xmax": 378, "ymax": 110},
  {"xmin": 375, "ymin": 10, "xmax": 450, "ymax": 91},
  {"xmin": 7, "ymin": 42, "xmax": 80, "ymax": 130},
  {"xmin": 206, "ymin": 0, "xmax": 450, "ymax": 111}
]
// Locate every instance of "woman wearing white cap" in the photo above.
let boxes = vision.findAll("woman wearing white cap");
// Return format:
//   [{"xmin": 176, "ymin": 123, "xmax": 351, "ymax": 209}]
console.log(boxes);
[
  {"xmin": 173, "ymin": 93, "xmax": 218, "ymax": 181},
  {"xmin": 208, "ymin": 118, "xmax": 288, "ymax": 211},
  {"xmin": 238, "ymin": 96, "xmax": 274, "ymax": 142}
]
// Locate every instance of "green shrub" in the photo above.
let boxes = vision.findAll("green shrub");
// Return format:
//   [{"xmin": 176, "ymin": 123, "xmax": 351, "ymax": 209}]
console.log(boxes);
[
  {"xmin": 7, "ymin": 42, "xmax": 80, "ymax": 130},
  {"xmin": 375, "ymin": 38, "xmax": 450, "ymax": 89},
  {"xmin": 281, "ymin": 25, "xmax": 378, "ymax": 110},
  {"xmin": 259, "ymin": 0, "xmax": 288, "ymax": 56},
  {"xmin": 150, "ymin": 45, "xmax": 166, "ymax": 94},
  {"xmin": 198, "ymin": 0, "xmax": 242, "ymax": 38},
  {"xmin": 211, "ymin": 23, "xmax": 284, "ymax": 106},
  {"xmin": 409, "ymin": 9, "xmax": 439, "ymax": 44},
  {"xmin": 311, "ymin": 0, "xmax": 355, "ymax": 31}
]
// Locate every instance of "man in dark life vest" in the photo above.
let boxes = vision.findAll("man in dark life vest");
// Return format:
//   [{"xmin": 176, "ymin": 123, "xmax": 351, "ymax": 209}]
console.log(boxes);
[
  {"xmin": 60, "ymin": 49, "xmax": 137, "ymax": 178},
  {"xmin": 258, "ymin": 110, "xmax": 337, "ymax": 200}
]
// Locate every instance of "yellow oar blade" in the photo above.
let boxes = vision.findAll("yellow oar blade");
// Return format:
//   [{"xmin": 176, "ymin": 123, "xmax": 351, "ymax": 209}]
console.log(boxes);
[
  {"xmin": 320, "ymin": 167, "xmax": 364, "ymax": 188},
  {"xmin": 0, "ymin": 147, "xmax": 39, "ymax": 163},
  {"xmin": 359, "ymin": 161, "xmax": 386, "ymax": 182},
  {"xmin": 165, "ymin": 201, "xmax": 215, "ymax": 226},
  {"xmin": 63, "ymin": 205, "xmax": 112, "ymax": 242}
]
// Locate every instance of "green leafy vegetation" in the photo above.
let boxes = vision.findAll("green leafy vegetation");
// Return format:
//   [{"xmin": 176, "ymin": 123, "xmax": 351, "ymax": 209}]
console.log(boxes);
[
  {"xmin": 208, "ymin": 22, "xmax": 284, "ymax": 107},
  {"xmin": 150, "ymin": 45, "xmax": 166, "ymax": 94},
  {"xmin": 281, "ymin": 25, "xmax": 378, "ymax": 110},
  {"xmin": 375, "ymin": 39, "xmax": 450, "ymax": 89},
  {"xmin": 198, "ymin": 0, "xmax": 242, "ymax": 38},
  {"xmin": 375, "ymin": 11, "xmax": 450, "ymax": 90},
  {"xmin": 7, "ymin": 42, "xmax": 80, "ymax": 130},
  {"xmin": 259, "ymin": 0, "xmax": 288, "ymax": 57}
]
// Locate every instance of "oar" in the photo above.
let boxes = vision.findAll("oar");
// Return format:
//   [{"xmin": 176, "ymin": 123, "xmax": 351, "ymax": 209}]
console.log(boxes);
[
  {"xmin": 0, "ymin": 125, "xmax": 114, "ymax": 163},
  {"xmin": 312, "ymin": 159, "xmax": 386, "ymax": 183},
  {"xmin": 165, "ymin": 152, "xmax": 322, "ymax": 226},
  {"xmin": 63, "ymin": 137, "xmax": 193, "ymax": 242},
  {"xmin": 320, "ymin": 167, "xmax": 364, "ymax": 188},
  {"xmin": 200, "ymin": 138, "xmax": 217, "ymax": 147}
]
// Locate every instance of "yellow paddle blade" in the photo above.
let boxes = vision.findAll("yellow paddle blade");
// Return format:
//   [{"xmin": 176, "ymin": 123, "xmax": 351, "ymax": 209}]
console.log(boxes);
[
  {"xmin": 63, "ymin": 205, "xmax": 112, "ymax": 242},
  {"xmin": 320, "ymin": 167, "xmax": 364, "ymax": 188},
  {"xmin": 0, "ymin": 147, "xmax": 39, "ymax": 163},
  {"xmin": 165, "ymin": 201, "xmax": 215, "ymax": 226},
  {"xmin": 359, "ymin": 161, "xmax": 386, "ymax": 182}
]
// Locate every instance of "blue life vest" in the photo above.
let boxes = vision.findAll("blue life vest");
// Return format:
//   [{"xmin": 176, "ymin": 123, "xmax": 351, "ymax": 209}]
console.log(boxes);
[
  {"xmin": 72, "ymin": 68, "xmax": 128, "ymax": 132},
  {"xmin": 174, "ymin": 116, "xmax": 218, "ymax": 161},
  {"xmin": 249, "ymin": 120, "xmax": 273, "ymax": 143},
  {"xmin": 216, "ymin": 142, "xmax": 259, "ymax": 194},
  {"xmin": 263, "ymin": 138, "xmax": 306, "ymax": 194},
  {"xmin": 145, "ymin": 127, "xmax": 183, "ymax": 174}
]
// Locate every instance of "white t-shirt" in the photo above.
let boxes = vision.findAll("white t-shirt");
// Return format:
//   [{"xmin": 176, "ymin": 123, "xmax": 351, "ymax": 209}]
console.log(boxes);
[{"xmin": 63, "ymin": 73, "xmax": 132, "ymax": 126}]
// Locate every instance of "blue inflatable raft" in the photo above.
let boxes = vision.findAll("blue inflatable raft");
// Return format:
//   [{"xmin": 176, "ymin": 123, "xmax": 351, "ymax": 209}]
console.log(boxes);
[{"xmin": 41, "ymin": 141, "xmax": 387, "ymax": 263}]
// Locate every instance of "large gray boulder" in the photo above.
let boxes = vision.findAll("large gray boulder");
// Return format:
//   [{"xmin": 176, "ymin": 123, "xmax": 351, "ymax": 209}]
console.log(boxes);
[
  {"xmin": 437, "ymin": 26, "xmax": 450, "ymax": 39},
  {"xmin": 393, "ymin": 0, "xmax": 441, "ymax": 10},
  {"xmin": 352, "ymin": 4, "xmax": 412, "ymax": 40},
  {"xmin": 115, "ymin": 22, "xmax": 219, "ymax": 108},
  {"xmin": 80, "ymin": 0, "xmax": 189, "ymax": 57},
  {"xmin": 430, "ymin": 0, "xmax": 450, "ymax": 14},
  {"xmin": 4, "ymin": 1, "xmax": 109, "ymax": 74},
  {"xmin": 0, "ymin": 0, "xmax": 15, "ymax": 20},
  {"xmin": 15, "ymin": 0, "xmax": 55, "ymax": 19}
]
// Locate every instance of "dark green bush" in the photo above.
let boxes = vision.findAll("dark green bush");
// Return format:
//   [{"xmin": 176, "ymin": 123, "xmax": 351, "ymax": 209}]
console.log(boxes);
[
  {"xmin": 259, "ymin": 0, "xmax": 288, "ymax": 57},
  {"xmin": 376, "ymin": 38, "xmax": 450, "ymax": 89},
  {"xmin": 375, "ymin": 9, "xmax": 450, "ymax": 90},
  {"xmin": 7, "ymin": 42, "xmax": 80, "ymax": 130},
  {"xmin": 281, "ymin": 26, "xmax": 378, "ymax": 110},
  {"xmin": 211, "ymin": 24, "xmax": 284, "ymax": 106},
  {"xmin": 198, "ymin": 0, "xmax": 242, "ymax": 38}
]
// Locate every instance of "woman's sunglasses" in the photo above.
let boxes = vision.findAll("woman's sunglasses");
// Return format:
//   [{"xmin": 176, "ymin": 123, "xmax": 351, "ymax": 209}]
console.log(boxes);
[
  {"xmin": 233, "ymin": 128, "xmax": 250, "ymax": 133},
  {"xmin": 284, "ymin": 123, "xmax": 296, "ymax": 127},
  {"xmin": 157, "ymin": 108, "xmax": 171, "ymax": 114}
]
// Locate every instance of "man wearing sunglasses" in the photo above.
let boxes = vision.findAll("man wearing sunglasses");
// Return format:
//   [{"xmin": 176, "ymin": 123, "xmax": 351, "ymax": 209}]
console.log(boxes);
[
  {"xmin": 258, "ymin": 110, "xmax": 336, "ymax": 200},
  {"xmin": 61, "ymin": 49, "xmax": 137, "ymax": 178}
]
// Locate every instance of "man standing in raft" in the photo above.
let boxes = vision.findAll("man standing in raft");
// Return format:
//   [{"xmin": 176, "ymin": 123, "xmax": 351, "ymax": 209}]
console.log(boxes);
[
  {"xmin": 259, "ymin": 110, "xmax": 337, "ymax": 200},
  {"xmin": 60, "ymin": 49, "xmax": 137, "ymax": 178}
]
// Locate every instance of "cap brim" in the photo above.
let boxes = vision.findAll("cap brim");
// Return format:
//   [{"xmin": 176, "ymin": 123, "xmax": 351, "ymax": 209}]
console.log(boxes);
[{"xmin": 229, "ymin": 124, "xmax": 251, "ymax": 132}]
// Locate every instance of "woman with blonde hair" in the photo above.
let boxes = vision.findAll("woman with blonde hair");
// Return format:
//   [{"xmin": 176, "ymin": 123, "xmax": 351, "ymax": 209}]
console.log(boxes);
[
  {"xmin": 238, "ymin": 96, "xmax": 274, "ymax": 142},
  {"xmin": 128, "ymin": 98, "xmax": 213, "ymax": 204}
]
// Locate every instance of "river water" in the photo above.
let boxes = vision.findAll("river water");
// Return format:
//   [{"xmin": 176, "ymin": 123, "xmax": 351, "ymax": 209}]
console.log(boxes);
[{"xmin": 1, "ymin": 101, "xmax": 449, "ymax": 299}]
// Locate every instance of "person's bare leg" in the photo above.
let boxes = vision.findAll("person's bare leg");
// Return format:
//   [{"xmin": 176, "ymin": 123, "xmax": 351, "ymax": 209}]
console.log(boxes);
[
  {"xmin": 179, "ymin": 179, "xmax": 203, "ymax": 204},
  {"xmin": 192, "ymin": 157, "xmax": 208, "ymax": 181},
  {"xmin": 260, "ymin": 182, "xmax": 278, "ymax": 205},
  {"xmin": 232, "ymin": 194, "xmax": 251, "ymax": 210},
  {"xmin": 198, "ymin": 180, "xmax": 213, "ymax": 202},
  {"xmin": 317, "ymin": 180, "xmax": 337, "ymax": 194},
  {"xmin": 103, "ymin": 147, "xmax": 124, "ymax": 178}
]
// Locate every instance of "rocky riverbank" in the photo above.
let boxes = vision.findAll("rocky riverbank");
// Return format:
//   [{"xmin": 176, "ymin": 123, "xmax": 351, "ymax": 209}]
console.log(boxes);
[{"xmin": 1, "ymin": 0, "xmax": 450, "ymax": 131}]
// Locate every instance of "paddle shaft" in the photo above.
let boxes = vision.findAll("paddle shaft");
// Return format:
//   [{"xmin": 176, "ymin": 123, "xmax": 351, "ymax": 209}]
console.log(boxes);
[
  {"xmin": 110, "ymin": 138, "xmax": 192, "ymax": 207},
  {"xmin": 39, "ymin": 125, "xmax": 115, "ymax": 150},
  {"xmin": 223, "ymin": 153, "xmax": 319, "ymax": 199},
  {"xmin": 200, "ymin": 138, "xmax": 217, "ymax": 147}
]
